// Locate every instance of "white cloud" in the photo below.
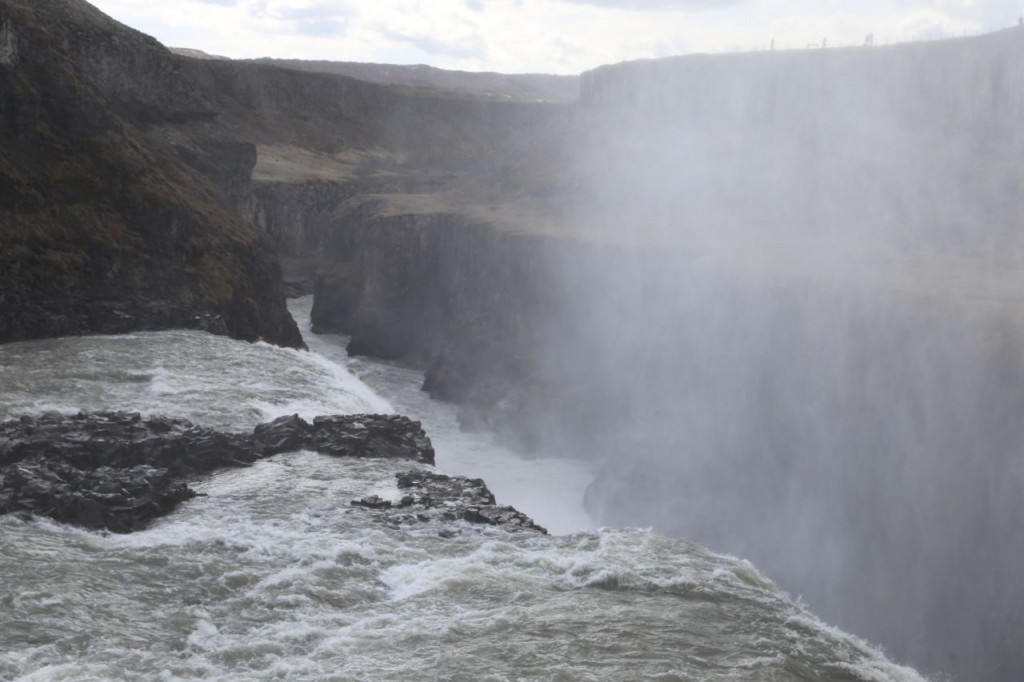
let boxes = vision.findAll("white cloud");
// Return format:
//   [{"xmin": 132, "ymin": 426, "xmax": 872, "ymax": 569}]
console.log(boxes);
[
  {"xmin": 559, "ymin": 0, "xmax": 747, "ymax": 10},
  {"xmin": 85, "ymin": 0, "xmax": 1024, "ymax": 73}
]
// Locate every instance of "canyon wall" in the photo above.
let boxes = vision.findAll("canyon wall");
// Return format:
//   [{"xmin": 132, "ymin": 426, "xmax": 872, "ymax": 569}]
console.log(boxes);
[
  {"xmin": 0, "ymin": 0, "xmax": 302, "ymax": 347},
  {"xmin": 298, "ymin": 29, "xmax": 1024, "ymax": 682}
]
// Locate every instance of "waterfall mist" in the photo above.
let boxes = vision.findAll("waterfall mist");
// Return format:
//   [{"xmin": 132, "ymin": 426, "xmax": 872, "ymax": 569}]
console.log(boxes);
[{"xmin": 525, "ymin": 31, "xmax": 1024, "ymax": 680}]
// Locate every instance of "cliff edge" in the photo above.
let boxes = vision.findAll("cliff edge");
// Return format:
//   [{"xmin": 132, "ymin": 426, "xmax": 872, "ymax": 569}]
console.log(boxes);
[{"xmin": 0, "ymin": 0, "xmax": 303, "ymax": 348}]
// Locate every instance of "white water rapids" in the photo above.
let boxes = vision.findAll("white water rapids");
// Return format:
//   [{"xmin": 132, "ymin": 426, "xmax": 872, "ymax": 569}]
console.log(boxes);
[{"xmin": 0, "ymin": 299, "xmax": 927, "ymax": 681}]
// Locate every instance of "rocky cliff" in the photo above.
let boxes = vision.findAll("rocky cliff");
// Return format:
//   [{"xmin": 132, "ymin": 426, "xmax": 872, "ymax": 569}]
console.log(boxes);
[
  {"xmin": 0, "ymin": 0, "xmax": 302, "ymax": 347},
  {"xmin": 6, "ymin": 3, "xmax": 1024, "ymax": 678},
  {"xmin": 290, "ymin": 29, "xmax": 1024, "ymax": 682},
  {"xmin": 0, "ymin": 0, "xmax": 570, "ymax": 383},
  {"xmin": 298, "ymin": 27, "xmax": 1024, "ymax": 439},
  {"xmin": 573, "ymin": 30, "xmax": 1024, "ymax": 248}
]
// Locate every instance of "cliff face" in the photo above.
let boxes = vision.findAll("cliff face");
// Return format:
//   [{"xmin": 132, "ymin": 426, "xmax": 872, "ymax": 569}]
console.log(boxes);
[
  {"xmin": 0, "ymin": 0, "xmax": 302, "ymax": 347},
  {"xmin": 301, "ymin": 28, "xmax": 1024, "ymax": 430},
  {"xmin": 297, "ymin": 29, "xmax": 1024, "ymax": 682},
  {"xmin": 581, "ymin": 29, "xmax": 1024, "ymax": 121},
  {"xmin": 309, "ymin": 208, "xmax": 561, "ymax": 440},
  {"xmin": 571, "ymin": 31, "xmax": 1024, "ymax": 253},
  {"xmin": 0, "ymin": 0, "xmax": 566, "ymax": 349}
]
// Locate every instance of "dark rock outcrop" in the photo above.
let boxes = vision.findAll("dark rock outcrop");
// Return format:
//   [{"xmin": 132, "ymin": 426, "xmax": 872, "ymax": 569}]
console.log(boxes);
[
  {"xmin": 0, "ymin": 0, "xmax": 302, "ymax": 348},
  {"xmin": 307, "ymin": 207, "xmax": 635, "ymax": 454},
  {"xmin": 309, "ymin": 212, "xmax": 558, "ymax": 430},
  {"xmin": 309, "ymin": 415, "xmax": 434, "ymax": 463},
  {"xmin": 0, "ymin": 411, "xmax": 542, "ymax": 535},
  {"xmin": 351, "ymin": 470, "xmax": 547, "ymax": 534},
  {"xmin": 1, "ymin": 461, "xmax": 196, "ymax": 533},
  {"xmin": 0, "ymin": 411, "xmax": 436, "ymax": 532},
  {"xmin": 0, "ymin": 0, "xmax": 568, "ymax": 350},
  {"xmin": 251, "ymin": 413, "xmax": 435, "ymax": 463}
]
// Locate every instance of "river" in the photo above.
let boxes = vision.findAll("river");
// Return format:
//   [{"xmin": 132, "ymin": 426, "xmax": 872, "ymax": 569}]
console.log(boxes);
[{"xmin": 0, "ymin": 299, "xmax": 926, "ymax": 681}]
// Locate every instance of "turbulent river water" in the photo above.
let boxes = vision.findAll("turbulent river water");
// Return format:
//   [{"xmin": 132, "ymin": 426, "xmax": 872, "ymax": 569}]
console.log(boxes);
[{"xmin": 0, "ymin": 298, "xmax": 926, "ymax": 681}]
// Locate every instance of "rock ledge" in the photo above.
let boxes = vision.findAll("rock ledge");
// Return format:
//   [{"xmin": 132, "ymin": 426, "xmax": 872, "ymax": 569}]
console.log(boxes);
[{"xmin": 1, "ymin": 411, "xmax": 454, "ymax": 532}]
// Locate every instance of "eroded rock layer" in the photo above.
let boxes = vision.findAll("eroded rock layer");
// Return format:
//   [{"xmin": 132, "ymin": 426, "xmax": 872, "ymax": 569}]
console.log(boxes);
[
  {"xmin": 0, "ymin": 411, "xmax": 459, "ymax": 532},
  {"xmin": 0, "ymin": 0, "xmax": 302, "ymax": 348}
]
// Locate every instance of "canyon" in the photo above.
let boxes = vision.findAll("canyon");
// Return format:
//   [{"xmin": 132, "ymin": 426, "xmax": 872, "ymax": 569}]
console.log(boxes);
[{"xmin": 2, "ymin": 1, "xmax": 1024, "ymax": 679}]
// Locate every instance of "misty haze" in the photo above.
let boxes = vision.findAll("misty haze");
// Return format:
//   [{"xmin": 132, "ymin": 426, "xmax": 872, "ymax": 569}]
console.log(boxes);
[{"xmin": 1, "ymin": 1, "xmax": 1022, "ymax": 681}]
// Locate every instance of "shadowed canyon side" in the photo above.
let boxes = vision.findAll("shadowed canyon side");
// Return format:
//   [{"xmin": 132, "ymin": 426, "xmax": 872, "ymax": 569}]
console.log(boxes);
[
  {"xmin": 0, "ymin": 0, "xmax": 302, "ymax": 348},
  {"xmin": 558, "ymin": 34, "xmax": 1024, "ymax": 682},
  {"xmin": 290, "ymin": 30, "xmax": 1024, "ymax": 682}
]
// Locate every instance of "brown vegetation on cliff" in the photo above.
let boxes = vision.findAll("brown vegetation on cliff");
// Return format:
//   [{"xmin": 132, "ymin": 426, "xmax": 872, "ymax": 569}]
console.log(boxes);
[{"xmin": 0, "ymin": 0, "xmax": 302, "ymax": 347}]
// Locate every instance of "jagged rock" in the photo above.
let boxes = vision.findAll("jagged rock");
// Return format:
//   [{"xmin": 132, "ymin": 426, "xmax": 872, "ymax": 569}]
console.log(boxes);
[
  {"xmin": 312, "ymin": 415, "xmax": 434, "ymax": 464},
  {"xmin": 351, "ymin": 470, "xmax": 546, "ymax": 534},
  {"xmin": 3, "ymin": 460, "xmax": 194, "ymax": 533},
  {"xmin": 252, "ymin": 414, "xmax": 312, "ymax": 456},
  {"xmin": 0, "ymin": 411, "xmax": 435, "ymax": 532}
]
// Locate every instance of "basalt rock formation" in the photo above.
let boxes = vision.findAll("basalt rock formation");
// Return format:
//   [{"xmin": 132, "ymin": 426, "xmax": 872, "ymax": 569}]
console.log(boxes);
[
  {"xmin": 0, "ymin": 411, "xmax": 547, "ymax": 534},
  {"xmin": 352, "ymin": 470, "xmax": 547, "ymax": 535},
  {"xmin": 0, "ymin": 0, "xmax": 571, "ymax": 348},
  {"xmin": 0, "ymin": 0, "xmax": 302, "ymax": 347},
  {"xmin": 0, "ymin": 410, "xmax": 545, "ymax": 535}
]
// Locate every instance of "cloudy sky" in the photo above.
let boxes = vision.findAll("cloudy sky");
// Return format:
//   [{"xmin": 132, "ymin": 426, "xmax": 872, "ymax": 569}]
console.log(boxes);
[{"xmin": 88, "ymin": 0, "xmax": 1024, "ymax": 74}]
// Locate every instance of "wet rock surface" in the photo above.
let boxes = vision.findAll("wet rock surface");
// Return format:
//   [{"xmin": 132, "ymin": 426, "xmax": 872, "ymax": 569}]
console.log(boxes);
[
  {"xmin": 1, "ymin": 461, "xmax": 195, "ymax": 533},
  {"xmin": 251, "ymin": 413, "xmax": 435, "ymax": 464},
  {"xmin": 310, "ymin": 415, "xmax": 434, "ymax": 463},
  {"xmin": 0, "ymin": 411, "xmax": 436, "ymax": 532},
  {"xmin": 0, "ymin": 412, "xmax": 544, "ymax": 535},
  {"xmin": 351, "ymin": 470, "xmax": 547, "ymax": 534}
]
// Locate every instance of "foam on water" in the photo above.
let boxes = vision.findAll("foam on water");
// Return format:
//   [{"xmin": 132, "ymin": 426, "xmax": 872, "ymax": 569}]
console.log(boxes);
[
  {"xmin": 0, "ymin": 308, "xmax": 929, "ymax": 681},
  {"xmin": 0, "ymin": 458, "xmax": 928, "ymax": 682},
  {"xmin": 0, "ymin": 329, "xmax": 390, "ymax": 429}
]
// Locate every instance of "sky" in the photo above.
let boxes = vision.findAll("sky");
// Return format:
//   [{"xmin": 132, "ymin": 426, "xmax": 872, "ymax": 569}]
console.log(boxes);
[{"xmin": 87, "ymin": 0, "xmax": 1024, "ymax": 74}]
